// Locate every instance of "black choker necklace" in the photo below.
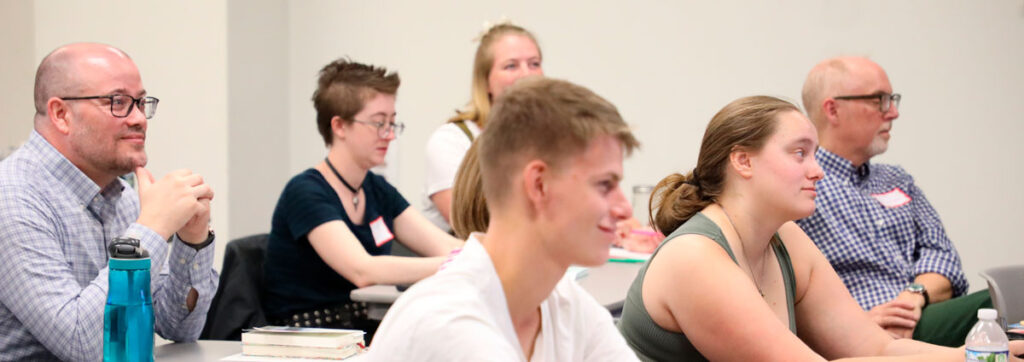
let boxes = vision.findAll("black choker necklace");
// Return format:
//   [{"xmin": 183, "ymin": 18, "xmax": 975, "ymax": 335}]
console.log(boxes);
[{"xmin": 324, "ymin": 157, "xmax": 364, "ymax": 206}]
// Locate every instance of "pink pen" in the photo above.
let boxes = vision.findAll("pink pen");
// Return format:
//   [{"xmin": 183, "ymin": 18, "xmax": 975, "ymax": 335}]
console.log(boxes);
[{"xmin": 630, "ymin": 229, "xmax": 658, "ymax": 237}]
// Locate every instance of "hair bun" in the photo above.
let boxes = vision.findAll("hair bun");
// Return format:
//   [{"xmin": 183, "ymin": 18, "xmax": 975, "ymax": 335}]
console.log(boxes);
[{"xmin": 474, "ymin": 17, "xmax": 515, "ymax": 43}]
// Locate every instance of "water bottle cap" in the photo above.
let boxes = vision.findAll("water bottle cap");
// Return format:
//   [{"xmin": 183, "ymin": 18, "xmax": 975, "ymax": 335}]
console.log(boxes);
[
  {"xmin": 978, "ymin": 308, "xmax": 998, "ymax": 320},
  {"xmin": 108, "ymin": 237, "xmax": 149, "ymax": 259},
  {"xmin": 108, "ymin": 237, "xmax": 151, "ymax": 270}
]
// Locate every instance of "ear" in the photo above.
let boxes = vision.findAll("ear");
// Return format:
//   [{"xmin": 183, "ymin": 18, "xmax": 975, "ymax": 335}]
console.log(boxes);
[
  {"xmin": 330, "ymin": 116, "xmax": 346, "ymax": 141},
  {"xmin": 729, "ymin": 147, "xmax": 754, "ymax": 179},
  {"xmin": 47, "ymin": 97, "xmax": 72, "ymax": 135},
  {"xmin": 521, "ymin": 159, "xmax": 549, "ymax": 208},
  {"xmin": 822, "ymin": 98, "xmax": 841, "ymax": 128}
]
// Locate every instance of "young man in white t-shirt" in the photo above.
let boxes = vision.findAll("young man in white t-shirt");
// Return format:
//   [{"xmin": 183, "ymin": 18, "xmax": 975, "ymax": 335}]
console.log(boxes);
[{"xmin": 366, "ymin": 77, "xmax": 641, "ymax": 361}]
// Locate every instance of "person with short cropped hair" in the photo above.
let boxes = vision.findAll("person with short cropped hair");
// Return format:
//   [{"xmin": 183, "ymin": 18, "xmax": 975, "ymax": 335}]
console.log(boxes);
[
  {"xmin": 0, "ymin": 43, "xmax": 218, "ymax": 360},
  {"xmin": 262, "ymin": 59, "xmax": 461, "ymax": 338},
  {"xmin": 367, "ymin": 77, "xmax": 640, "ymax": 361}
]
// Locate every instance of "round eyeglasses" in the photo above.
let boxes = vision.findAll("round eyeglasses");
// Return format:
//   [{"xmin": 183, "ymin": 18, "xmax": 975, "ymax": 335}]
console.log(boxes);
[
  {"xmin": 353, "ymin": 118, "xmax": 405, "ymax": 138},
  {"xmin": 60, "ymin": 94, "xmax": 160, "ymax": 119}
]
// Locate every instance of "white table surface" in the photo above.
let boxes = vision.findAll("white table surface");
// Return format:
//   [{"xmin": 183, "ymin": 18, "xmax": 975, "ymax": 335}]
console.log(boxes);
[
  {"xmin": 350, "ymin": 260, "xmax": 643, "ymax": 320},
  {"xmin": 156, "ymin": 341, "xmax": 367, "ymax": 361}
]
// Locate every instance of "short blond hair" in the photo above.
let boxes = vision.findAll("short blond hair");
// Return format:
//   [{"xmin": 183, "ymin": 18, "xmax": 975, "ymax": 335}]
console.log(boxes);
[{"xmin": 478, "ymin": 77, "xmax": 639, "ymax": 206}]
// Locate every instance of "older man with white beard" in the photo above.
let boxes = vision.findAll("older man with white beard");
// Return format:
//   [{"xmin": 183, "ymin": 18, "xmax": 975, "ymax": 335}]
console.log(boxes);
[{"xmin": 796, "ymin": 56, "xmax": 988, "ymax": 347}]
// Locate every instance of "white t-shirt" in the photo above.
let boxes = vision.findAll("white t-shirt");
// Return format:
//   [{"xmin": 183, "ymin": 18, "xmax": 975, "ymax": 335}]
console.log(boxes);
[
  {"xmin": 366, "ymin": 234, "xmax": 638, "ymax": 362},
  {"xmin": 421, "ymin": 121, "xmax": 481, "ymax": 232}
]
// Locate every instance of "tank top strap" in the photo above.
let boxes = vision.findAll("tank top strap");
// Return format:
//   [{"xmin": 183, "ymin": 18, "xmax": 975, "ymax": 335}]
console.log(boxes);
[{"xmin": 452, "ymin": 120, "xmax": 475, "ymax": 141}]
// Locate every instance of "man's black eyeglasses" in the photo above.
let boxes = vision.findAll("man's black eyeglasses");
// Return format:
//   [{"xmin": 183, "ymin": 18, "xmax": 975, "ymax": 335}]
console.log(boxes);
[
  {"xmin": 60, "ymin": 94, "xmax": 160, "ymax": 119},
  {"xmin": 833, "ymin": 93, "xmax": 901, "ymax": 113}
]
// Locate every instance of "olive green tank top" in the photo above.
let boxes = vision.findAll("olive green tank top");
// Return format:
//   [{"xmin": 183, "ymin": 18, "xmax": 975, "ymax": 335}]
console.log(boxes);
[{"xmin": 618, "ymin": 212, "xmax": 797, "ymax": 361}]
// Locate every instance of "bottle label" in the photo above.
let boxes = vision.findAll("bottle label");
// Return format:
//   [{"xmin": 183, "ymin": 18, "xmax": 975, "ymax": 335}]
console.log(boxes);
[{"xmin": 966, "ymin": 348, "xmax": 1008, "ymax": 362}]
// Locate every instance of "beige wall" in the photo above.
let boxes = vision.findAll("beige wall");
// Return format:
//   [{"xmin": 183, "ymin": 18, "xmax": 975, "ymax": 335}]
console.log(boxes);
[
  {"xmin": 0, "ymin": 1, "xmax": 35, "ymax": 157},
  {"xmin": 284, "ymin": 0, "xmax": 1024, "ymax": 291},
  {"xmin": 227, "ymin": 0, "xmax": 290, "ymax": 239},
  {"xmin": 1, "ymin": 1, "xmax": 1022, "ymax": 292}
]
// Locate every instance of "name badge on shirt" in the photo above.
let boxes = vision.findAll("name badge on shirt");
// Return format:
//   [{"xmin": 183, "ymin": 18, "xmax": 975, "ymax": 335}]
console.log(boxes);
[
  {"xmin": 369, "ymin": 216, "xmax": 395, "ymax": 247},
  {"xmin": 872, "ymin": 188, "xmax": 911, "ymax": 208}
]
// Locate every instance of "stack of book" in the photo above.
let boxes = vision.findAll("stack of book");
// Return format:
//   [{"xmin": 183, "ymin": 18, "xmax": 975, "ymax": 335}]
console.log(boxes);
[{"xmin": 241, "ymin": 326, "xmax": 365, "ymax": 360}]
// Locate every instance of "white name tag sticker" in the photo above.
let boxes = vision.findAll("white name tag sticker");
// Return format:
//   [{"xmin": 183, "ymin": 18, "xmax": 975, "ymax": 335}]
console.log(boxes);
[
  {"xmin": 872, "ymin": 188, "xmax": 911, "ymax": 208},
  {"xmin": 369, "ymin": 216, "xmax": 394, "ymax": 247}
]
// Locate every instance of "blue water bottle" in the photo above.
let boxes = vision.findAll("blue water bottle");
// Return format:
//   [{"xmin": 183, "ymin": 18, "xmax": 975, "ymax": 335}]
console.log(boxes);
[{"xmin": 103, "ymin": 237, "xmax": 154, "ymax": 362}]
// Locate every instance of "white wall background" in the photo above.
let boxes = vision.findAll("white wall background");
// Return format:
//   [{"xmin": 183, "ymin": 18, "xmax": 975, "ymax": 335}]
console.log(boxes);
[
  {"xmin": 227, "ymin": 0, "xmax": 290, "ymax": 241},
  {"xmin": 2, "ymin": 1, "xmax": 1022, "ymax": 293},
  {"xmin": 0, "ymin": 1, "xmax": 35, "ymax": 159}
]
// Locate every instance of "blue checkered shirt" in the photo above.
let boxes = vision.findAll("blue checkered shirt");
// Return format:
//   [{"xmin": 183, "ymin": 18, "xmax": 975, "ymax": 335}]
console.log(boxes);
[
  {"xmin": 0, "ymin": 131, "xmax": 219, "ymax": 361},
  {"xmin": 796, "ymin": 148, "xmax": 968, "ymax": 310}
]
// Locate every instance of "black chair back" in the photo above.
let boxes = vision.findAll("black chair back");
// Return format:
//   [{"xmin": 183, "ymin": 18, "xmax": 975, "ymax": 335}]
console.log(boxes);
[{"xmin": 200, "ymin": 233, "xmax": 269, "ymax": 340}]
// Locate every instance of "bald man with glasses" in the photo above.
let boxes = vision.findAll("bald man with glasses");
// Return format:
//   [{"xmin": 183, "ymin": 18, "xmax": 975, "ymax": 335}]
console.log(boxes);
[
  {"xmin": 0, "ymin": 43, "xmax": 218, "ymax": 360},
  {"xmin": 796, "ymin": 56, "xmax": 989, "ymax": 347}
]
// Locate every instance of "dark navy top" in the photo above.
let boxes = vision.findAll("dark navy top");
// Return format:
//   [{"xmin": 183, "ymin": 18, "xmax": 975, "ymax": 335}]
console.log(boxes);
[{"xmin": 263, "ymin": 169, "xmax": 409, "ymax": 318}]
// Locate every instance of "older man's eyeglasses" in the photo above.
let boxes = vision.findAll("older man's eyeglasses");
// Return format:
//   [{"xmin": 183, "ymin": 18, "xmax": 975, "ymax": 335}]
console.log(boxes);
[
  {"xmin": 60, "ymin": 94, "xmax": 160, "ymax": 119},
  {"xmin": 833, "ymin": 93, "xmax": 901, "ymax": 113},
  {"xmin": 353, "ymin": 118, "xmax": 405, "ymax": 138}
]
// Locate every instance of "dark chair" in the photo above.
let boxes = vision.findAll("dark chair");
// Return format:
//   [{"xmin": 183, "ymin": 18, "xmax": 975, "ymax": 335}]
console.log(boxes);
[
  {"xmin": 980, "ymin": 265, "xmax": 1024, "ymax": 329},
  {"xmin": 200, "ymin": 233, "xmax": 269, "ymax": 340},
  {"xmin": 389, "ymin": 239, "xmax": 421, "ymax": 257}
]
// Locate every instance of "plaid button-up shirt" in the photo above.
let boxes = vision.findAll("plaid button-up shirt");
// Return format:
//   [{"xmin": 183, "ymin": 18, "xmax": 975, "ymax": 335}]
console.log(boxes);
[
  {"xmin": 0, "ymin": 131, "xmax": 218, "ymax": 361},
  {"xmin": 796, "ymin": 148, "xmax": 967, "ymax": 310}
]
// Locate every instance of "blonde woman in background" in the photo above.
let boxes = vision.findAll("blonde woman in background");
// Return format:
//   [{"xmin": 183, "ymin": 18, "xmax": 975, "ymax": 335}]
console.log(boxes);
[
  {"xmin": 429, "ymin": 22, "xmax": 662, "ymax": 252},
  {"xmin": 423, "ymin": 22, "xmax": 543, "ymax": 233}
]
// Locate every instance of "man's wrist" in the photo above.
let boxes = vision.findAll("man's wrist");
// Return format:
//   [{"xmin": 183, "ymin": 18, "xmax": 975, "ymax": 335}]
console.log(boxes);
[
  {"xmin": 178, "ymin": 229, "xmax": 215, "ymax": 251},
  {"xmin": 904, "ymin": 283, "xmax": 930, "ymax": 308},
  {"xmin": 136, "ymin": 216, "xmax": 173, "ymax": 241}
]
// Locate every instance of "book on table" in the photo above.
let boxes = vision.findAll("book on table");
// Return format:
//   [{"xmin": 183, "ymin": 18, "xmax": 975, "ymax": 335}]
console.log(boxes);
[
  {"xmin": 241, "ymin": 343, "xmax": 362, "ymax": 360},
  {"xmin": 241, "ymin": 326, "xmax": 365, "ymax": 360}
]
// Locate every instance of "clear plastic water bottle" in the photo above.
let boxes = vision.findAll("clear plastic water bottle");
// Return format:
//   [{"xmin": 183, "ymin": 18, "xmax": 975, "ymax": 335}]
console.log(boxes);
[
  {"xmin": 103, "ymin": 238, "xmax": 154, "ymax": 362},
  {"xmin": 965, "ymin": 308, "xmax": 1008, "ymax": 362},
  {"xmin": 632, "ymin": 185, "xmax": 654, "ymax": 226}
]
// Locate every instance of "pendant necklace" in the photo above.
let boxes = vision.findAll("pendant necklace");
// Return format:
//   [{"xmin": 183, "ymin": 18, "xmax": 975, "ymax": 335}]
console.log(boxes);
[
  {"xmin": 721, "ymin": 207, "xmax": 769, "ymax": 298},
  {"xmin": 324, "ymin": 157, "xmax": 364, "ymax": 206}
]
